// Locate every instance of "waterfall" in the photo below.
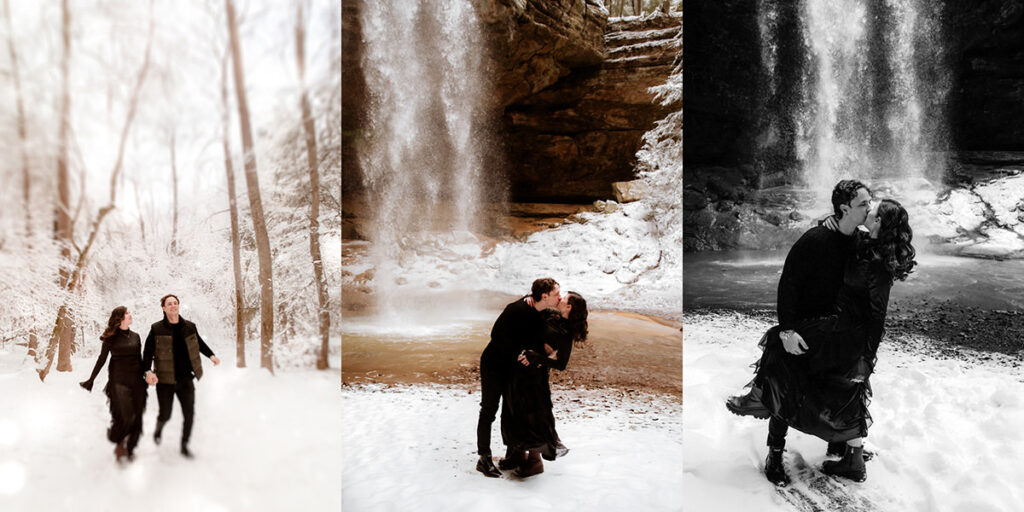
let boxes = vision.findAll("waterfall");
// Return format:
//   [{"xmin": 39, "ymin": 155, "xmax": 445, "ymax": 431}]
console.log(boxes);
[
  {"xmin": 759, "ymin": 0, "xmax": 948, "ymax": 208},
  {"xmin": 358, "ymin": 1, "xmax": 488, "ymax": 320}
]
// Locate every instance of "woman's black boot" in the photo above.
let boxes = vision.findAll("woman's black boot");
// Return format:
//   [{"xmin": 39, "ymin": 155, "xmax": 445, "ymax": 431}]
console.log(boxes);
[{"xmin": 822, "ymin": 445, "xmax": 866, "ymax": 482}]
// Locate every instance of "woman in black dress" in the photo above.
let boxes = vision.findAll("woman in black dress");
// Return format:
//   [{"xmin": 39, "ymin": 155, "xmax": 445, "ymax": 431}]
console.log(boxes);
[
  {"xmin": 503, "ymin": 291, "xmax": 589, "ymax": 478},
  {"xmin": 80, "ymin": 306, "xmax": 150, "ymax": 462},
  {"xmin": 741, "ymin": 199, "xmax": 916, "ymax": 481}
]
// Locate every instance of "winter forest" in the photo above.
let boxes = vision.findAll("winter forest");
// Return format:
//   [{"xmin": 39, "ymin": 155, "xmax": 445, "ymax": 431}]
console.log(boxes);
[
  {"xmin": 0, "ymin": 0, "xmax": 341, "ymax": 509},
  {"xmin": 0, "ymin": 0, "xmax": 341, "ymax": 375}
]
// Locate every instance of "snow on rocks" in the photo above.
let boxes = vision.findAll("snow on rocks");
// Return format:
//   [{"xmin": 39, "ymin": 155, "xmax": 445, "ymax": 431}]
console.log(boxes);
[
  {"xmin": 891, "ymin": 172, "xmax": 1024, "ymax": 259},
  {"xmin": 341, "ymin": 383, "xmax": 682, "ymax": 512},
  {"xmin": 684, "ymin": 312, "xmax": 1024, "ymax": 512}
]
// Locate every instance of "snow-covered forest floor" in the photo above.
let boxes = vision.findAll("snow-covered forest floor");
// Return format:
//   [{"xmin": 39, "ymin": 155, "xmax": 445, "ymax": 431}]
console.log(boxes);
[
  {"xmin": 0, "ymin": 346, "xmax": 341, "ymax": 511},
  {"xmin": 342, "ymin": 384, "xmax": 681, "ymax": 512},
  {"xmin": 684, "ymin": 312, "xmax": 1024, "ymax": 512}
]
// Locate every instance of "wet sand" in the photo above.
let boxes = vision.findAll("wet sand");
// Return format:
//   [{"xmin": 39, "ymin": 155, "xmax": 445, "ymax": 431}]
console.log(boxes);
[{"xmin": 342, "ymin": 310, "xmax": 682, "ymax": 398}]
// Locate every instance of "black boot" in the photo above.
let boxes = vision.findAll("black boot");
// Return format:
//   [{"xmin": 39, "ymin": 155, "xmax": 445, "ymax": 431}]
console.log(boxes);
[
  {"xmin": 764, "ymin": 447, "xmax": 790, "ymax": 487},
  {"xmin": 476, "ymin": 455, "xmax": 501, "ymax": 478},
  {"xmin": 154, "ymin": 421, "xmax": 166, "ymax": 445},
  {"xmin": 726, "ymin": 387, "xmax": 771, "ymax": 419},
  {"xmin": 822, "ymin": 445, "xmax": 866, "ymax": 482},
  {"xmin": 180, "ymin": 443, "xmax": 194, "ymax": 459},
  {"xmin": 828, "ymin": 441, "xmax": 874, "ymax": 461}
]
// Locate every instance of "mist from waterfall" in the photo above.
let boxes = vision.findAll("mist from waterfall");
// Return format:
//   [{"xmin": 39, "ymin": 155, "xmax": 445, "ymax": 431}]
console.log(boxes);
[
  {"xmin": 759, "ymin": 0, "xmax": 949, "ymax": 207},
  {"xmin": 358, "ymin": 1, "xmax": 489, "ymax": 323}
]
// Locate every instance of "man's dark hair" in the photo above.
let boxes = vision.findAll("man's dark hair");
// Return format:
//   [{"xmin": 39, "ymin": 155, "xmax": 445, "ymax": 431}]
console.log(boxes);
[
  {"xmin": 160, "ymin": 294, "xmax": 179, "ymax": 307},
  {"xmin": 831, "ymin": 180, "xmax": 870, "ymax": 219},
  {"xmin": 530, "ymin": 278, "xmax": 558, "ymax": 301}
]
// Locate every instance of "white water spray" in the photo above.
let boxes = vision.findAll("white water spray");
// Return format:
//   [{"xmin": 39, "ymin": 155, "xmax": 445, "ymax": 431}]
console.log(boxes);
[
  {"xmin": 760, "ymin": 0, "xmax": 948, "ymax": 209},
  {"xmin": 358, "ymin": 1, "xmax": 489, "ymax": 322}
]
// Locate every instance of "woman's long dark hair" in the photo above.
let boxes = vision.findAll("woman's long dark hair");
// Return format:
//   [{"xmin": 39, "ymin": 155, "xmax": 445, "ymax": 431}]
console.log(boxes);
[
  {"xmin": 100, "ymin": 306, "xmax": 128, "ymax": 341},
  {"xmin": 859, "ymin": 198, "xmax": 917, "ymax": 282},
  {"xmin": 565, "ymin": 291, "xmax": 589, "ymax": 347}
]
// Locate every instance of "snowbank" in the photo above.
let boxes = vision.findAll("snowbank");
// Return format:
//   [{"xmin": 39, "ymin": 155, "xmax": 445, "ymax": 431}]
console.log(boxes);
[
  {"xmin": 0, "ymin": 347, "xmax": 341, "ymax": 511},
  {"xmin": 684, "ymin": 312, "xmax": 1024, "ymax": 512},
  {"xmin": 341, "ymin": 384, "xmax": 682, "ymax": 511}
]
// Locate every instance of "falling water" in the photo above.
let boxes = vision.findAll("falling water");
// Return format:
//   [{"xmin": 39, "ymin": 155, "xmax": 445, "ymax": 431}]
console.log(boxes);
[
  {"xmin": 358, "ymin": 1, "xmax": 489, "ymax": 322},
  {"xmin": 759, "ymin": 0, "xmax": 949, "ymax": 208}
]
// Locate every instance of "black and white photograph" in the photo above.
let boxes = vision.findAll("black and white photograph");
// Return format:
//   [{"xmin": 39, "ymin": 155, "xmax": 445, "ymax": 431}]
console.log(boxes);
[{"xmin": 684, "ymin": 1, "xmax": 1024, "ymax": 511}]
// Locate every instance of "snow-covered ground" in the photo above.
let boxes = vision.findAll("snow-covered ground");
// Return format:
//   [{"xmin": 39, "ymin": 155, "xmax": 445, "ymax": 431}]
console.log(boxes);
[
  {"xmin": 0, "ymin": 346, "xmax": 341, "ymax": 511},
  {"xmin": 683, "ymin": 312, "xmax": 1024, "ymax": 512},
  {"xmin": 341, "ymin": 384, "xmax": 682, "ymax": 511}
]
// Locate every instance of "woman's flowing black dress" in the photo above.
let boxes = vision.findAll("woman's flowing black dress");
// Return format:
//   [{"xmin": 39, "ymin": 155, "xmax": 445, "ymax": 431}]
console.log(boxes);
[
  {"xmin": 754, "ymin": 255, "xmax": 893, "ymax": 443},
  {"xmin": 502, "ymin": 311, "xmax": 574, "ymax": 460},
  {"xmin": 82, "ymin": 329, "xmax": 148, "ymax": 451}
]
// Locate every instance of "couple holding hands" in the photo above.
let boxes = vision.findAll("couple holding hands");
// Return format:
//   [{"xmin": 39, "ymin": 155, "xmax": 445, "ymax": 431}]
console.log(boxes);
[{"xmin": 80, "ymin": 294, "xmax": 220, "ymax": 462}]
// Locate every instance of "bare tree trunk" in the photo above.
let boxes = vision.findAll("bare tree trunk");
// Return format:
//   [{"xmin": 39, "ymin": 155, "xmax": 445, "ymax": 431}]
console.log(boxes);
[
  {"xmin": 170, "ymin": 129, "xmax": 179, "ymax": 254},
  {"xmin": 221, "ymin": 49, "xmax": 246, "ymax": 369},
  {"xmin": 52, "ymin": 0, "xmax": 74, "ymax": 372},
  {"xmin": 225, "ymin": 0, "xmax": 275, "ymax": 373},
  {"xmin": 39, "ymin": 4, "xmax": 154, "ymax": 381},
  {"xmin": 295, "ymin": 2, "xmax": 331, "ymax": 370}
]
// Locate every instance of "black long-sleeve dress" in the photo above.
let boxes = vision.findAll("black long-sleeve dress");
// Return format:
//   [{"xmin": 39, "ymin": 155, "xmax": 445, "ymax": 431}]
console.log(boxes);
[
  {"xmin": 502, "ymin": 311, "xmax": 574, "ymax": 460},
  {"xmin": 753, "ymin": 253, "xmax": 893, "ymax": 443},
  {"xmin": 82, "ymin": 329, "xmax": 148, "ymax": 449}
]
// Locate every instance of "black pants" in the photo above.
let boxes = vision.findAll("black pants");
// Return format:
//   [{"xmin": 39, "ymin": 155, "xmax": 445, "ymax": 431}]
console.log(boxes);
[
  {"xmin": 156, "ymin": 380, "xmax": 195, "ymax": 445},
  {"xmin": 476, "ymin": 358, "xmax": 508, "ymax": 457},
  {"xmin": 107, "ymin": 383, "xmax": 146, "ymax": 452},
  {"xmin": 767, "ymin": 416, "xmax": 788, "ymax": 449}
]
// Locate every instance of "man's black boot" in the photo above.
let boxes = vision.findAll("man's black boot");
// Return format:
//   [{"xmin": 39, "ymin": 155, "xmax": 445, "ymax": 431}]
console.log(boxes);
[
  {"xmin": 822, "ymin": 445, "xmax": 866, "ymax": 482},
  {"xmin": 476, "ymin": 455, "xmax": 501, "ymax": 477},
  {"xmin": 827, "ymin": 441, "xmax": 874, "ymax": 461},
  {"xmin": 154, "ymin": 421, "xmax": 166, "ymax": 445},
  {"xmin": 726, "ymin": 387, "xmax": 771, "ymax": 419},
  {"xmin": 764, "ymin": 447, "xmax": 790, "ymax": 487},
  {"xmin": 180, "ymin": 443, "xmax": 194, "ymax": 459}
]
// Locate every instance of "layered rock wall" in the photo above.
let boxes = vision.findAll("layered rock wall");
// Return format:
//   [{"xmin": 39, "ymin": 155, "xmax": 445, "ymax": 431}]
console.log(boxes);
[
  {"xmin": 342, "ymin": 0, "xmax": 680, "ymax": 203},
  {"xmin": 504, "ymin": 13, "xmax": 680, "ymax": 201}
]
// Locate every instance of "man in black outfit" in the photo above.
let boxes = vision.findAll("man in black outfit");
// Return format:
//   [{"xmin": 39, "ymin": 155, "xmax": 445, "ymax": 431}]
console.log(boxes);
[
  {"xmin": 726, "ymin": 180, "xmax": 871, "ymax": 486},
  {"xmin": 475, "ymin": 278, "xmax": 562, "ymax": 477},
  {"xmin": 142, "ymin": 294, "xmax": 220, "ymax": 458}
]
